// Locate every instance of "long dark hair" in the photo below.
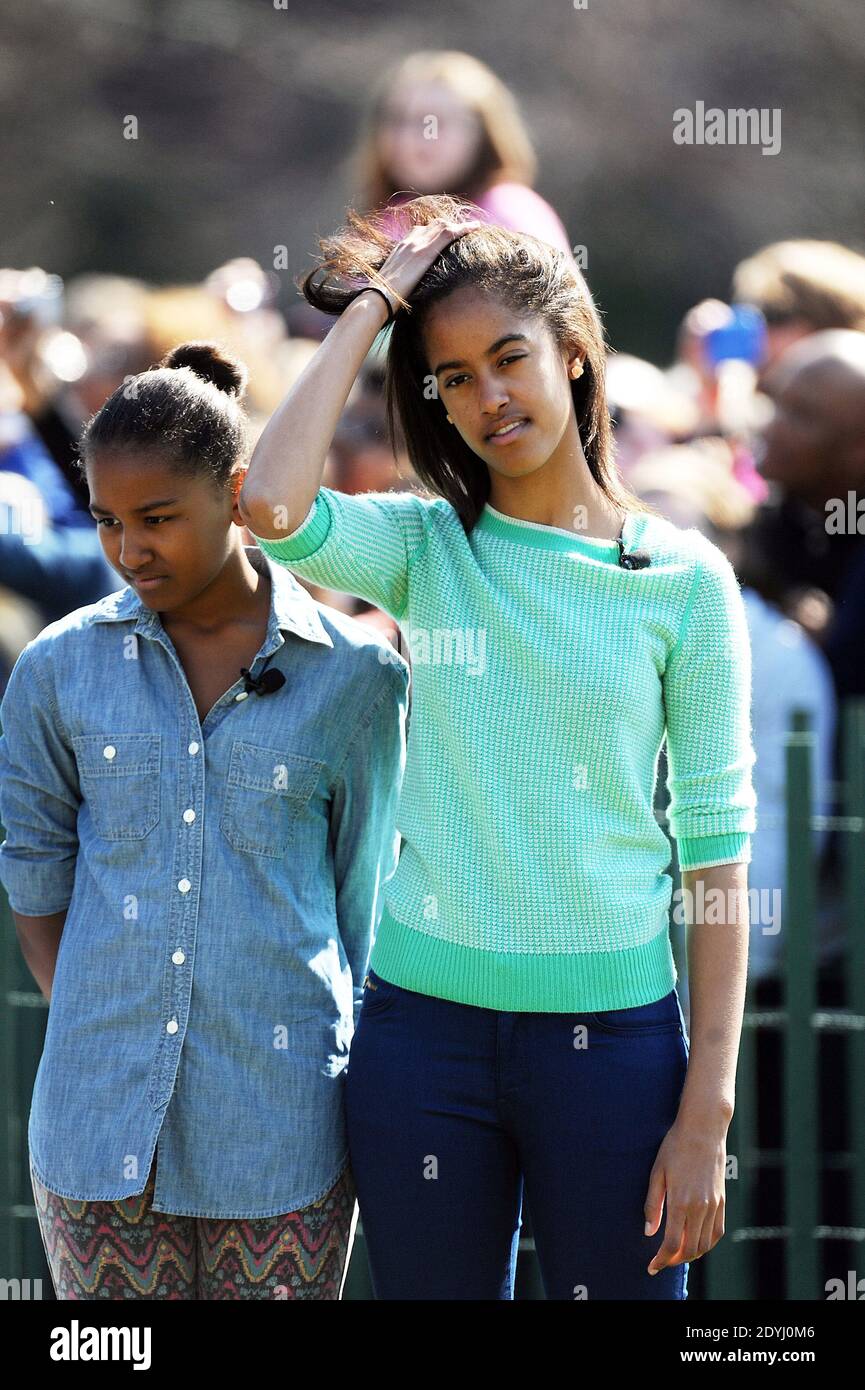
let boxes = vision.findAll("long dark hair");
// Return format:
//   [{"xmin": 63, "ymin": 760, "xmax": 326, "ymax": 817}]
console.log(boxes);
[{"xmin": 298, "ymin": 193, "xmax": 656, "ymax": 532}]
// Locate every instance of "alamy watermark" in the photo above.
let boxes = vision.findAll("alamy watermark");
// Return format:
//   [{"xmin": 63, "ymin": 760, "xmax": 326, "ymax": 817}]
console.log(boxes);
[
  {"xmin": 378, "ymin": 623, "xmax": 487, "ymax": 676},
  {"xmin": 825, "ymin": 491, "xmax": 865, "ymax": 535},
  {"xmin": 673, "ymin": 101, "xmax": 781, "ymax": 156},
  {"xmin": 671, "ymin": 883, "xmax": 781, "ymax": 934}
]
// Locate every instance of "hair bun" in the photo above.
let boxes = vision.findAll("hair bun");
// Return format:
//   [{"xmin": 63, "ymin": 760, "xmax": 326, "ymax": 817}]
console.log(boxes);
[{"xmin": 162, "ymin": 341, "xmax": 248, "ymax": 398}]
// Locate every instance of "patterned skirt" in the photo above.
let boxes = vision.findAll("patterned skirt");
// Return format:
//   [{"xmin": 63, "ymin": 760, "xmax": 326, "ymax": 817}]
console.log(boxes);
[{"xmin": 30, "ymin": 1153, "xmax": 358, "ymax": 1300}]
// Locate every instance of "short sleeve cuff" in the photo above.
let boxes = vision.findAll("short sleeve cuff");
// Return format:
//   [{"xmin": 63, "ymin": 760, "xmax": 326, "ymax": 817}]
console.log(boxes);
[
  {"xmin": 250, "ymin": 491, "xmax": 333, "ymax": 563},
  {"xmin": 677, "ymin": 830, "xmax": 751, "ymax": 871}
]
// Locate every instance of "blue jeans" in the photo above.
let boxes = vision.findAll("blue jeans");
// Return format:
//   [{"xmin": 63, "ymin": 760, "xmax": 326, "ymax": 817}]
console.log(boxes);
[{"xmin": 345, "ymin": 970, "xmax": 691, "ymax": 1300}]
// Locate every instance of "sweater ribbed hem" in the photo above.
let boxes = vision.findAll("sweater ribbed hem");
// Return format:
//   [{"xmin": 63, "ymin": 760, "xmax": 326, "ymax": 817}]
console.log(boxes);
[
  {"xmin": 677, "ymin": 830, "xmax": 751, "ymax": 870},
  {"xmin": 369, "ymin": 904, "xmax": 678, "ymax": 1013}
]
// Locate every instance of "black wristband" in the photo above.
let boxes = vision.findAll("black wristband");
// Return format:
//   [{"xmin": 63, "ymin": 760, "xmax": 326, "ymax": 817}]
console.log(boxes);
[{"xmin": 356, "ymin": 285, "xmax": 396, "ymax": 326}]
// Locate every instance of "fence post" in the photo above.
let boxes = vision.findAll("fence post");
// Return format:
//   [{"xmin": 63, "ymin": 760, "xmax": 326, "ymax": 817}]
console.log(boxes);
[
  {"xmin": 0, "ymin": 823, "xmax": 51, "ymax": 1294},
  {"xmin": 842, "ymin": 699, "xmax": 865, "ymax": 1239},
  {"xmin": 718, "ymin": 1009, "xmax": 758, "ymax": 1298},
  {"xmin": 783, "ymin": 708, "xmax": 819, "ymax": 1298}
]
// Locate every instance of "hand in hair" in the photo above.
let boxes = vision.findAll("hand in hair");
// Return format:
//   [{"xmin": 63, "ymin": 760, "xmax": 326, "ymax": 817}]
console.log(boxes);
[
  {"xmin": 374, "ymin": 215, "xmax": 487, "ymax": 312},
  {"xmin": 240, "ymin": 202, "xmax": 485, "ymax": 537},
  {"xmin": 298, "ymin": 194, "xmax": 488, "ymax": 321}
]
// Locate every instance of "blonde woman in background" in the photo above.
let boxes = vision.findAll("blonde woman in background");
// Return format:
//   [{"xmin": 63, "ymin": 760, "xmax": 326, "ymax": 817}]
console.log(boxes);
[{"xmin": 351, "ymin": 49, "xmax": 574, "ymax": 257}]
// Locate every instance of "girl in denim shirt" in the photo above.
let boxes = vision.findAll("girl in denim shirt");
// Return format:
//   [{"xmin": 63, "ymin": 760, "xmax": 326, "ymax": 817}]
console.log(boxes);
[{"xmin": 0, "ymin": 342, "xmax": 408, "ymax": 1299}]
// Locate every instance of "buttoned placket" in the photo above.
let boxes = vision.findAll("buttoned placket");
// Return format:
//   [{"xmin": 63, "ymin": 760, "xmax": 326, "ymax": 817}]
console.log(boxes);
[{"xmin": 133, "ymin": 605, "xmax": 286, "ymax": 1112}]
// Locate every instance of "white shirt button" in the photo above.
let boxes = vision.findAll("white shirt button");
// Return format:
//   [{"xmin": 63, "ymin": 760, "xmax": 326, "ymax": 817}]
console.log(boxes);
[
  {"xmin": 177, "ymin": 878, "xmax": 191, "ymax": 893},
  {"xmin": 188, "ymin": 741, "xmax": 199, "ymax": 755},
  {"xmin": 166, "ymin": 1019, "xmax": 179, "ymax": 1034},
  {"xmin": 234, "ymin": 691, "xmax": 249, "ymax": 702},
  {"xmin": 183, "ymin": 809, "xmax": 196, "ymax": 823},
  {"xmin": 172, "ymin": 949, "xmax": 185, "ymax": 965},
  {"xmin": 102, "ymin": 745, "xmax": 116, "ymax": 760}
]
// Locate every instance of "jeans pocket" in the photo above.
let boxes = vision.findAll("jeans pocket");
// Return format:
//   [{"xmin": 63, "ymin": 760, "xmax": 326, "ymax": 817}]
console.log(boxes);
[
  {"xmin": 587, "ymin": 990, "xmax": 682, "ymax": 1036},
  {"xmin": 361, "ymin": 968, "xmax": 401, "ymax": 1014}
]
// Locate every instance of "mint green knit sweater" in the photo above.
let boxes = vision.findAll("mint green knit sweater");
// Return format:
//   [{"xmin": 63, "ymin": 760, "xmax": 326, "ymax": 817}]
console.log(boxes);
[{"xmin": 251, "ymin": 489, "xmax": 757, "ymax": 1012}]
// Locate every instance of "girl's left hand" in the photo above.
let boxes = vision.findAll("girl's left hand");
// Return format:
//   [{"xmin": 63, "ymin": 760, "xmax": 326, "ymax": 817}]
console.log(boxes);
[{"xmin": 643, "ymin": 1118, "xmax": 727, "ymax": 1275}]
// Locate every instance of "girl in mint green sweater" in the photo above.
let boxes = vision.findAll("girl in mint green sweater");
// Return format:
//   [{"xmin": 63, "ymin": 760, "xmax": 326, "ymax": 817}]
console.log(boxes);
[{"xmin": 241, "ymin": 194, "xmax": 756, "ymax": 1300}]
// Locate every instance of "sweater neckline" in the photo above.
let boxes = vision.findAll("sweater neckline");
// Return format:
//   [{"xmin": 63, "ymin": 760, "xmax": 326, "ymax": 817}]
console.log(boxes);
[{"xmin": 477, "ymin": 502, "xmax": 636, "ymax": 562}]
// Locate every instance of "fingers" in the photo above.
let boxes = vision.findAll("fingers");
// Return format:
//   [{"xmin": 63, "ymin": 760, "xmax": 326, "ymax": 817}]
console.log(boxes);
[
  {"xmin": 441, "ymin": 216, "xmax": 486, "ymax": 237},
  {"xmin": 419, "ymin": 215, "xmax": 485, "ymax": 243},
  {"xmin": 688, "ymin": 1198, "xmax": 717, "ymax": 1263},
  {"xmin": 385, "ymin": 218, "xmax": 479, "ymax": 266},
  {"xmin": 647, "ymin": 1196, "xmax": 722, "ymax": 1275},
  {"xmin": 707, "ymin": 1198, "xmax": 726, "ymax": 1252},
  {"xmin": 643, "ymin": 1164, "xmax": 666, "ymax": 1238},
  {"xmin": 380, "ymin": 216, "xmax": 486, "ymax": 298},
  {"xmin": 648, "ymin": 1201, "xmax": 687, "ymax": 1276}
]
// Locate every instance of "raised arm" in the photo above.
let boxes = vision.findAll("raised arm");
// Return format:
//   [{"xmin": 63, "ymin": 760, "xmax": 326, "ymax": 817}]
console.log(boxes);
[
  {"xmin": 237, "ymin": 215, "xmax": 485, "ymax": 540},
  {"xmin": 238, "ymin": 292, "xmax": 391, "ymax": 537}
]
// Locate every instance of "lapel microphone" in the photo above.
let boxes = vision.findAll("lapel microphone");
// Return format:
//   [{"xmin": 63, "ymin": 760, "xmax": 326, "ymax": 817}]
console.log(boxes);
[
  {"xmin": 616, "ymin": 538, "xmax": 652, "ymax": 570},
  {"xmin": 239, "ymin": 661, "xmax": 286, "ymax": 696}
]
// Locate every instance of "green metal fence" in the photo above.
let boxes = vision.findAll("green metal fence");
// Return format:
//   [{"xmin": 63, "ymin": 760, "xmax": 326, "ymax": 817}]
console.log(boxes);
[
  {"xmin": 0, "ymin": 850, "xmax": 49, "ymax": 1294},
  {"xmin": 698, "ymin": 699, "xmax": 865, "ymax": 1299},
  {"xmin": 3, "ymin": 699, "xmax": 864, "ymax": 1299}
]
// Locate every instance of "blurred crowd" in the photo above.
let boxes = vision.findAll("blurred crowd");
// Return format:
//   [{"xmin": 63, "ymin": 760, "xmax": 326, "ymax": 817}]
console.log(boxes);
[{"xmin": 2, "ymin": 49, "xmax": 865, "ymax": 1010}]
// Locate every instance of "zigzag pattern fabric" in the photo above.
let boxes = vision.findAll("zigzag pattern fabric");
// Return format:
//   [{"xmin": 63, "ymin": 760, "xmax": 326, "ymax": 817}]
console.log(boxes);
[{"xmin": 30, "ymin": 1157, "xmax": 357, "ymax": 1299}]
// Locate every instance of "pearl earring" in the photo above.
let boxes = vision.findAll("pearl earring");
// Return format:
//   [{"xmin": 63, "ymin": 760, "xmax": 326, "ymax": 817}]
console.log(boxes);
[{"xmin": 446, "ymin": 415, "xmax": 453, "ymax": 423}]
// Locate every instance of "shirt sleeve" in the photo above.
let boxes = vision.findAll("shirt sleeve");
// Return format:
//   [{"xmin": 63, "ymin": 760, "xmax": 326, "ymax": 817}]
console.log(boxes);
[
  {"xmin": 327, "ymin": 652, "xmax": 409, "ymax": 1032},
  {"xmin": 663, "ymin": 543, "xmax": 758, "ymax": 872},
  {"xmin": 0, "ymin": 641, "xmax": 81, "ymax": 915},
  {"xmin": 248, "ymin": 486, "xmax": 434, "ymax": 622},
  {"xmin": 477, "ymin": 182, "xmax": 574, "ymax": 258}
]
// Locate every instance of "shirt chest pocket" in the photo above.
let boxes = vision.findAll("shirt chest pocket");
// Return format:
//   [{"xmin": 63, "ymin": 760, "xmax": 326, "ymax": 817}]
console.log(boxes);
[
  {"xmin": 71, "ymin": 733, "xmax": 161, "ymax": 840},
  {"xmin": 220, "ymin": 740, "xmax": 323, "ymax": 859}
]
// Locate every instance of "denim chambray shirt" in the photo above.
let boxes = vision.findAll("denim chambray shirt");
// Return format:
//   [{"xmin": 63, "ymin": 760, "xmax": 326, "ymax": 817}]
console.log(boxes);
[{"xmin": 0, "ymin": 545, "xmax": 409, "ymax": 1218}]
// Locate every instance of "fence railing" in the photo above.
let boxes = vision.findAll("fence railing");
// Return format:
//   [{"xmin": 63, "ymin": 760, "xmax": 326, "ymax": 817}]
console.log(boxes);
[{"xmin": 696, "ymin": 699, "xmax": 865, "ymax": 1300}]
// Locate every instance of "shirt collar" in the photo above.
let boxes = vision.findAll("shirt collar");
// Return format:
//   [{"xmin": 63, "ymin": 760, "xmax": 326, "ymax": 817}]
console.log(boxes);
[{"xmin": 89, "ymin": 544, "xmax": 334, "ymax": 649}]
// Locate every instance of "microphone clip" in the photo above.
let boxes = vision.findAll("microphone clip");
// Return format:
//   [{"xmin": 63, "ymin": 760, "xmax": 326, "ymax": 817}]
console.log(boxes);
[
  {"xmin": 616, "ymin": 539, "xmax": 651, "ymax": 570},
  {"xmin": 239, "ymin": 665, "xmax": 286, "ymax": 696}
]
